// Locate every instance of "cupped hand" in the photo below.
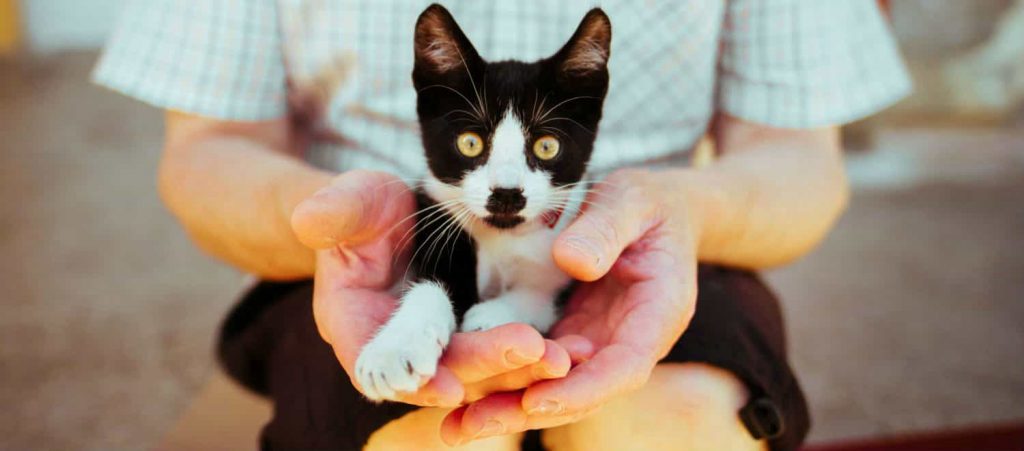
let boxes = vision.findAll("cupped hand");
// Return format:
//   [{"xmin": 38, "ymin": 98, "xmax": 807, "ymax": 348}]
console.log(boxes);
[
  {"xmin": 291, "ymin": 170, "xmax": 593, "ymax": 407},
  {"xmin": 440, "ymin": 169, "xmax": 700, "ymax": 444}
]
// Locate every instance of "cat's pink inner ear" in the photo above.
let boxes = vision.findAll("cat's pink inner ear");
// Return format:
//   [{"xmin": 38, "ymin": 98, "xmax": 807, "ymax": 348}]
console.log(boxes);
[
  {"xmin": 415, "ymin": 9, "xmax": 465, "ymax": 73},
  {"xmin": 562, "ymin": 11, "xmax": 611, "ymax": 74}
]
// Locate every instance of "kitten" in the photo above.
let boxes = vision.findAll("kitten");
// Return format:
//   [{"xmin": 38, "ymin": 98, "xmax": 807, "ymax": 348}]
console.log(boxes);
[{"xmin": 355, "ymin": 4, "xmax": 611, "ymax": 401}]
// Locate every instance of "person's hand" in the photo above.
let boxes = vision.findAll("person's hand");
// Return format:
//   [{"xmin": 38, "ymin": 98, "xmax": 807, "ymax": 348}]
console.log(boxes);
[
  {"xmin": 439, "ymin": 169, "xmax": 700, "ymax": 443},
  {"xmin": 292, "ymin": 170, "xmax": 594, "ymax": 407}
]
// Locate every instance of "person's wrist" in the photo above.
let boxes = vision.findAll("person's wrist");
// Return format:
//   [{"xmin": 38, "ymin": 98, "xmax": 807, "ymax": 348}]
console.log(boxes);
[{"xmin": 653, "ymin": 168, "xmax": 734, "ymax": 262}]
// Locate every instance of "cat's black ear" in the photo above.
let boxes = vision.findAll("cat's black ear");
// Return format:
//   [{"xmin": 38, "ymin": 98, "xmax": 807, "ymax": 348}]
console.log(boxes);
[
  {"xmin": 555, "ymin": 9, "xmax": 612, "ymax": 80},
  {"xmin": 413, "ymin": 4, "xmax": 483, "ymax": 78}
]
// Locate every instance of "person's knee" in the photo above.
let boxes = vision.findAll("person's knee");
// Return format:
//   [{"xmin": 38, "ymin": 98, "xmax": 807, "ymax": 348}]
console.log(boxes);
[
  {"xmin": 542, "ymin": 363, "xmax": 766, "ymax": 451},
  {"xmin": 365, "ymin": 407, "xmax": 522, "ymax": 451}
]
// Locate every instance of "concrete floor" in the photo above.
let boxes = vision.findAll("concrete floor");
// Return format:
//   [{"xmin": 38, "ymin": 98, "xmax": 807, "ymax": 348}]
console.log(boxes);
[{"xmin": 1, "ymin": 52, "xmax": 1022, "ymax": 450}]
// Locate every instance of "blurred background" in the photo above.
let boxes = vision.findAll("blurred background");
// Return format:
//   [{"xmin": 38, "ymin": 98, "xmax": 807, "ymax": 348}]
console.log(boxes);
[{"xmin": 1, "ymin": 0, "xmax": 1022, "ymax": 449}]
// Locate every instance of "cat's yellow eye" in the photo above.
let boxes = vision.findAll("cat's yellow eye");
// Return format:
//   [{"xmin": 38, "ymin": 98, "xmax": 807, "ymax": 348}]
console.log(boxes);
[
  {"xmin": 456, "ymin": 132, "xmax": 484, "ymax": 157},
  {"xmin": 533, "ymin": 136, "xmax": 561, "ymax": 161}
]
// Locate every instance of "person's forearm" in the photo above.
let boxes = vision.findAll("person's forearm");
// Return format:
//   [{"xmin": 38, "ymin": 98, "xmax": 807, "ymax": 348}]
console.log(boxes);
[
  {"xmin": 663, "ymin": 116, "xmax": 848, "ymax": 269},
  {"xmin": 159, "ymin": 114, "xmax": 334, "ymax": 279}
]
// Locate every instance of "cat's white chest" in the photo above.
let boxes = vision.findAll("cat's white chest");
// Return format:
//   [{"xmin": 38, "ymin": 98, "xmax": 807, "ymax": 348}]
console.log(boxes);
[{"xmin": 473, "ymin": 225, "xmax": 566, "ymax": 298}]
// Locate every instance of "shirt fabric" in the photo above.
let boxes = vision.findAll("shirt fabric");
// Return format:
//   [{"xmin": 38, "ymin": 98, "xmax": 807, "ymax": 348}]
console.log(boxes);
[{"xmin": 93, "ymin": 0, "xmax": 911, "ymax": 178}]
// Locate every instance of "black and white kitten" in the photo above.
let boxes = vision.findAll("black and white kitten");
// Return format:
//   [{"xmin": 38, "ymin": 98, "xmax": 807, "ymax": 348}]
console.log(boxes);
[{"xmin": 356, "ymin": 4, "xmax": 611, "ymax": 401}]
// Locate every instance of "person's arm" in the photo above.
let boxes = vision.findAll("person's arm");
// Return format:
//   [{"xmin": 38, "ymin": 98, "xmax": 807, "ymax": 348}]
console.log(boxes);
[
  {"xmin": 159, "ymin": 111, "xmax": 334, "ymax": 280},
  {"xmin": 686, "ymin": 113, "xmax": 848, "ymax": 268}
]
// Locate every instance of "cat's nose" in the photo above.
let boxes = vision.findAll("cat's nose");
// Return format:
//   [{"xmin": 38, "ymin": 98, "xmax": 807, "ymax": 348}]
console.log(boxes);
[{"xmin": 486, "ymin": 188, "xmax": 526, "ymax": 214}]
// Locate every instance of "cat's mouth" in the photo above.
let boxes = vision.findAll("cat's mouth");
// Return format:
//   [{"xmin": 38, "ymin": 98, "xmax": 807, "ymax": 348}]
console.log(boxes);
[{"xmin": 483, "ymin": 213, "xmax": 525, "ymax": 229}]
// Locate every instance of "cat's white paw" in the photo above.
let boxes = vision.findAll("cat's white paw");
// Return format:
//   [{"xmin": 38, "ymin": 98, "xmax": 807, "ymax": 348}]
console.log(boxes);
[
  {"xmin": 461, "ymin": 299, "xmax": 520, "ymax": 332},
  {"xmin": 355, "ymin": 324, "xmax": 448, "ymax": 401},
  {"xmin": 354, "ymin": 282, "xmax": 455, "ymax": 402},
  {"xmin": 461, "ymin": 294, "xmax": 557, "ymax": 333}
]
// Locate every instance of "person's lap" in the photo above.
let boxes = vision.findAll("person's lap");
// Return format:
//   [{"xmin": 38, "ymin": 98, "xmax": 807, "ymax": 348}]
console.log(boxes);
[
  {"xmin": 157, "ymin": 363, "xmax": 760, "ymax": 451},
  {"xmin": 214, "ymin": 265, "xmax": 807, "ymax": 450},
  {"xmin": 365, "ymin": 362, "xmax": 764, "ymax": 451}
]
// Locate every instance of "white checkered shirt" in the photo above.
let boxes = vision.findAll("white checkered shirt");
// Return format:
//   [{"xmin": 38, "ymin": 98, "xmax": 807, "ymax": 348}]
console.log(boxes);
[{"xmin": 94, "ymin": 0, "xmax": 910, "ymax": 177}]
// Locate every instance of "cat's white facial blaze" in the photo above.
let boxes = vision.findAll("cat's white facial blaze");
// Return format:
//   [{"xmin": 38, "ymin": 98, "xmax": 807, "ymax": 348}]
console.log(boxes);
[{"xmin": 424, "ymin": 108, "xmax": 554, "ymax": 231}]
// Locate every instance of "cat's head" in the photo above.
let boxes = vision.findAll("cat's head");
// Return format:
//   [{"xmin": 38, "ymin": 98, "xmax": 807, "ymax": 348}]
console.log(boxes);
[{"xmin": 413, "ymin": 4, "xmax": 611, "ymax": 231}]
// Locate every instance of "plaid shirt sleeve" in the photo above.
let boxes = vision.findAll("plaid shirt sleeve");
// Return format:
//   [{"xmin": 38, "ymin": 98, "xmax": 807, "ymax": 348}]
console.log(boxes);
[
  {"xmin": 718, "ymin": 0, "xmax": 911, "ymax": 128},
  {"xmin": 92, "ymin": 0, "xmax": 288, "ymax": 121}
]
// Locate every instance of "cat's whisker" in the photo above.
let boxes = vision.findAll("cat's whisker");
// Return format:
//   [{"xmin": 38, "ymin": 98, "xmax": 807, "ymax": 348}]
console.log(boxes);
[
  {"xmin": 444, "ymin": 208, "xmax": 474, "ymax": 270},
  {"xmin": 391, "ymin": 200, "xmax": 464, "ymax": 266},
  {"xmin": 417, "ymin": 84, "xmax": 484, "ymax": 120},
  {"xmin": 425, "ymin": 205, "xmax": 464, "ymax": 267},
  {"xmin": 452, "ymin": 45, "xmax": 488, "ymax": 121},
  {"xmin": 536, "ymin": 95, "xmax": 601, "ymax": 123},
  {"xmin": 546, "ymin": 198, "xmax": 614, "ymax": 216},
  {"xmin": 363, "ymin": 178, "xmax": 423, "ymax": 199},
  {"xmin": 403, "ymin": 204, "xmax": 463, "ymax": 281},
  {"xmin": 557, "ymin": 179, "xmax": 618, "ymax": 189},
  {"xmin": 538, "ymin": 125, "xmax": 585, "ymax": 149},
  {"xmin": 539, "ymin": 126, "xmax": 569, "ymax": 140},
  {"xmin": 530, "ymin": 89, "xmax": 541, "ymax": 124},
  {"xmin": 538, "ymin": 116, "xmax": 596, "ymax": 135},
  {"xmin": 441, "ymin": 109, "xmax": 482, "ymax": 122},
  {"xmin": 386, "ymin": 196, "xmax": 461, "ymax": 230},
  {"xmin": 389, "ymin": 204, "xmax": 464, "ymax": 267},
  {"xmin": 553, "ymin": 180, "xmax": 622, "ymax": 198},
  {"xmin": 552, "ymin": 186, "xmax": 616, "ymax": 200},
  {"xmin": 385, "ymin": 198, "xmax": 461, "ymax": 250},
  {"xmin": 424, "ymin": 204, "xmax": 473, "ymax": 275},
  {"xmin": 554, "ymin": 197, "xmax": 611, "ymax": 210},
  {"xmin": 432, "ymin": 206, "xmax": 473, "ymax": 274},
  {"xmin": 535, "ymin": 93, "xmax": 550, "ymax": 125}
]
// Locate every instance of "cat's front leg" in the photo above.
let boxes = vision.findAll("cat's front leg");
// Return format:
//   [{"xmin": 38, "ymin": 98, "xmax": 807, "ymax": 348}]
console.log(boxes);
[
  {"xmin": 461, "ymin": 289, "xmax": 559, "ymax": 333},
  {"xmin": 355, "ymin": 281, "xmax": 455, "ymax": 402}
]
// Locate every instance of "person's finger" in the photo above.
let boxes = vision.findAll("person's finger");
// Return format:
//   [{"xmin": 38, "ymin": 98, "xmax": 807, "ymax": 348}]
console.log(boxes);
[
  {"xmin": 463, "ymin": 339, "xmax": 571, "ymax": 402},
  {"xmin": 553, "ymin": 334, "xmax": 595, "ymax": 364},
  {"xmin": 446, "ymin": 391, "xmax": 599, "ymax": 444},
  {"xmin": 454, "ymin": 405, "xmax": 598, "ymax": 443},
  {"xmin": 291, "ymin": 170, "xmax": 414, "ymax": 249},
  {"xmin": 444, "ymin": 392, "xmax": 527, "ymax": 446},
  {"xmin": 317, "ymin": 286, "xmax": 398, "ymax": 370},
  {"xmin": 521, "ymin": 344, "xmax": 653, "ymax": 417},
  {"xmin": 440, "ymin": 405, "xmax": 469, "ymax": 446},
  {"xmin": 441, "ymin": 323, "xmax": 546, "ymax": 384},
  {"xmin": 394, "ymin": 365, "xmax": 464, "ymax": 407},
  {"xmin": 552, "ymin": 173, "xmax": 658, "ymax": 281}
]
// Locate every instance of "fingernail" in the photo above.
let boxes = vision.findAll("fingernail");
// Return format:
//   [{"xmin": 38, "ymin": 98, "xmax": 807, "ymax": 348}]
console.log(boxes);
[
  {"xmin": 527, "ymin": 399, "xmax": 564, "ymax": 415},
  {"xmin": 475, "ymin": 419, "xmax": 505, "ymax": 438},
  {"xmin": 505, "ymin": 349, "xmax": 534, "ymax": 366}
]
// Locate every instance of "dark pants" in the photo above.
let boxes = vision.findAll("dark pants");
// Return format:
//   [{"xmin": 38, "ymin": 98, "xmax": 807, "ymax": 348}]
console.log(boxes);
[{"xmin": 218, "ymin": 265, "xmax": 809, "ymax": 451}]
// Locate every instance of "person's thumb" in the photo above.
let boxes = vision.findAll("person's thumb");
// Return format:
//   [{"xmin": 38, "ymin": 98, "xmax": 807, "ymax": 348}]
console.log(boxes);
[
  {"xmin": 552, "ymin": 181, "xmax": 656, "ymax": 281},
  {"xmin": 291, "ymin": 170, "xmax": 414, "ymax": 250}
]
